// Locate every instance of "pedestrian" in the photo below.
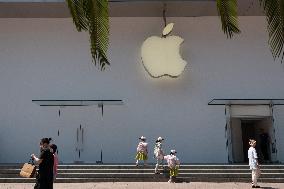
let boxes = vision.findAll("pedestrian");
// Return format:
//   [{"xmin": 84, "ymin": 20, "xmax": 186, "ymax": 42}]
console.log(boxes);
[
  {"xmin": 164, "ymin": 149, "xmax": 180, "ymax": 183},
  {"xmin": 248, "ymin": 139, "xmax": 261, "ymax": 188},
  {"xmin": 135, "ymin": 136, "xmax": 148, "ymax": 166},
  {"xmin": 50, "ymin": 144, "xmax": 59, "ymax": 181},
  {"xmin": 31, "ymin": 138, "xmax": 54, "ymax": 189},
  {"xmin": 154, "ymin": 137, "xmax": 165, "ymax": 174}
]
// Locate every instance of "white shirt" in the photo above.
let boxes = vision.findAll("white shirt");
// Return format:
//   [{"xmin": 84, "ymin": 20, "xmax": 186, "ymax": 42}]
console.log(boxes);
[
  {"xmin": 154, "ymin": 142, "xmax": 164, "ymax": 159},
  {"xmin": 248, "ymin": 147, "xmax": 258, "ymax": 170},
  {"xmin": 164, "ymin": 154, "xmax": 180, "ymax": 168},
  {"xmin": 137, "ymin": 142, "xmax": 148, "ymax": 153}
]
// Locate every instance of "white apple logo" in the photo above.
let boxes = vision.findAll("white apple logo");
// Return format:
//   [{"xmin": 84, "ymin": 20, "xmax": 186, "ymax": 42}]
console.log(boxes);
[{"xmin": 141, "ymin": 23, "xmax": 187, "ymax": 78}]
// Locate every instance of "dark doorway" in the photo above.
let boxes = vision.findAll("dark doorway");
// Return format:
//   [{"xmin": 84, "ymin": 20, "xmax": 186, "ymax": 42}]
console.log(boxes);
[
  {"xmin": 241, "ymin": 121, "xmax": 257, "ymax": 163},
  {"xmin": 231, "ymin": 118, "xmax": 274, "ymax": 163}
]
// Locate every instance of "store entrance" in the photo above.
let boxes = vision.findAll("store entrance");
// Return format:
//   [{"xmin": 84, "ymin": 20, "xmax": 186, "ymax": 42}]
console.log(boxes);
[{"xmin": 231, "ymin": 118, "xmax": 272, "ymax": 163}]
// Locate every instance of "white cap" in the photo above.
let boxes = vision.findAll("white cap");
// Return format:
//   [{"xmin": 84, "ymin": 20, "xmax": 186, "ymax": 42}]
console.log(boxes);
[
  {"xmin": 170, "ymin": 149, "xmax": 177, "ymax": 154},
  {"xmin": 157, "ymin": 137, "xmax": 164, "ymax": 141},
  {"xmin": 139, "ymin": 136, "xmax": 146, "ymax": 140}
]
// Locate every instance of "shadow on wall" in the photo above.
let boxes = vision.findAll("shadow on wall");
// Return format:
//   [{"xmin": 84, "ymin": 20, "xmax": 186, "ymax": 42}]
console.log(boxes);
[{"xmin": 141, "ymin": 65, "xmax": 194, "ymax": 90}]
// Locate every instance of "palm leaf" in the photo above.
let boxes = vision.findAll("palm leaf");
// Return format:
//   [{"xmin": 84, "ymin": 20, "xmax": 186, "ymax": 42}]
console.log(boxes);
[
  {"xmin": 86, "ymin": 0, "xmax": 109, "ymax": 70},
  {"xmin": 66, "ymin": 0, "xmax": 109, "ymax": 70},
  {"xmin": 217, "ymin": 0, "xmax": 240, "ymax": 38},
  {"xmin": 259, "ymin": 0, "xmax": 284, "ymax": 62},
  {"xmin": 66, "ymin": 0, "xmax": 88, "ymax": 31}
]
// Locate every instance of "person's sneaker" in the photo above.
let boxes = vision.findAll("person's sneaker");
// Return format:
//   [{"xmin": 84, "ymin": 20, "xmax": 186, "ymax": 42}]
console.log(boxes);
[{"xmin": 168, "ymin": 179, "xmax": 173, "ymax": 183}]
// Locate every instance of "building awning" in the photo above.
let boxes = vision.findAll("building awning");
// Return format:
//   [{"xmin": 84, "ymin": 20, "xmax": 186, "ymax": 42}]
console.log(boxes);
[
  {"xmin": 208, "ymin": 99, "xmax": 284, "ymax": 106},
  {"xmin": 32, "ymin": 100, "xmax": 123, "ymax": 106}
]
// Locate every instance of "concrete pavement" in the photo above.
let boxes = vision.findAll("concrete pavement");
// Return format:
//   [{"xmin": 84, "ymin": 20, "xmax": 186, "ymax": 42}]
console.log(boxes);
[{"xmin": 0, "ymin": 182, "xmax": 283, "ymax": 189}]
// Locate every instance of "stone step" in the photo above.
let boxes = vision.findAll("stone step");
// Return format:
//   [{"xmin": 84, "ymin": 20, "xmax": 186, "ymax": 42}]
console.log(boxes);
[
  {"xmin": 2, "ymin": 168, "xmax": 284, "ymax": 174},
  {"xmin": 2, "ymin": 166, "xmax": 284, "ymax": 171},
  {"xmin": 0, "ymin": 177, "xmax": 284, "ymax": 183},
  {"xmin": 57, "ymin": 169, "xmax": 284, "ymax": 173},
  {"xmin": 1, "ymin": 164, "xmax": 284, "ymax": 183},
  {"xmin": 1, "ymin": 172, "xmax": 284, "ymax": 179},
  {"xmin": 54, "ymin": 173, "xmax": 284, "ymax": 179},
  {"xmin": 47, "ymin": 165, "xmax": 284, "ymax": 170},
  {"xmin": 2, "ymin": 164, "xmax": 284, "ymax": 169}
]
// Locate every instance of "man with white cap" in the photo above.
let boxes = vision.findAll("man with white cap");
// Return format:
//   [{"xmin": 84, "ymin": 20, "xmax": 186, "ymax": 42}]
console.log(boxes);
[
  {"xmin": 164, "ymin": 149, "xmax": 180, "ymax": 183},
  {"xmin": 154, "ymin": 137, "xmax": 165, "ymax": 174},
  {"xmin": 135, "ymin": 136, "xmax": 148, "ymax": 166}
]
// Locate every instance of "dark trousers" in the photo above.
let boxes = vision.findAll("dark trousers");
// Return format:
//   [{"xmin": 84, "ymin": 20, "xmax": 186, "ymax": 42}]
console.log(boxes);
[{"xmin": 34, "ymin": 173, "xmax": 53, "ymax": 189}]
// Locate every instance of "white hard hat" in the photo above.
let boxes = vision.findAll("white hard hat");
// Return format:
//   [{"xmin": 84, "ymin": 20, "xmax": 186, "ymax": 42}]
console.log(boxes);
[
  {"xmin": 157, "ymin": 137, "xmax": 164, "ymax": 141},
  {"xmin": 170, "ymin": 149, "xmax": 177, "ymax": 154},
  {"xmin": 139, "ymin": 136, "xmax": 146, "ymax": 140}
]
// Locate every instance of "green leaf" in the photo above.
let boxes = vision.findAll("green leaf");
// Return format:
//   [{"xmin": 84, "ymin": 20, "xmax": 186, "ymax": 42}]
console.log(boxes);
[
  {"xmin": 259, "ymin": 0, "xmax": 284, "ymax": 62},
  {"xmin": 66, "ymin": 0, "xmax": 109, "ymax": 70},
  {"xmin": 66, "ymin": 0, "xmax": 88, "ymax": 31},
  {"xmin": 217, "ymin": 0, "xmax": 241, "ymax": 38}
]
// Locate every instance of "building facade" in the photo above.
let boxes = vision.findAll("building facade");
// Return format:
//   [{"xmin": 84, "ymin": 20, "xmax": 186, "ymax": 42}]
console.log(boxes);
[{"xmin": 0, "ymin": 3, "xmax": 284, "ymax": 163}]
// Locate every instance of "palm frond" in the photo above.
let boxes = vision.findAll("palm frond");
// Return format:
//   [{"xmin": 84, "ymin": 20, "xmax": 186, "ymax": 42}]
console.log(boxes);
[
  {"xmin": 66, "ymin": 0, "xmax": 109, "ymax": 70},
  {"xmin": 259, "ymin": 0, "xmax": 284, "ymax": 62},
  {"xmin": 216, "ymin": 0, "xmax": 240, "ymax": 38},
  {"xmin": 66, "ymin": 0, "xmax": 88, "ymax": 31}
]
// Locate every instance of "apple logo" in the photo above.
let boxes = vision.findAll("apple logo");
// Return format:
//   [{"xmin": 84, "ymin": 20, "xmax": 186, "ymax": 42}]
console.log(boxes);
[{"xmin": 141, "ymin": 23, "xmax": 187, "ymax": 78}]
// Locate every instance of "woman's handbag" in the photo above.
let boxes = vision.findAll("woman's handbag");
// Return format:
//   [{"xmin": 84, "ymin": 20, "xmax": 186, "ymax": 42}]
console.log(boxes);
[{"xmin": 20, "ymin": 158, "xmax": 36, "ymax": 178}]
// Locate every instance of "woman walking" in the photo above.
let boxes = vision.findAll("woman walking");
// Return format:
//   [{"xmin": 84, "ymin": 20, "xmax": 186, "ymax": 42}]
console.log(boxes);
[
  {"xmin": 31, "ymin": 138, "xmax": 54, "ymax": 189},
  {"xmin": 50, "ymin": 144, "xmax": 59, "ymax": 182},
  {"xmin": 164, "ymin": 149, "xmax": 180, "ymax": 183},
  {"xmin": 135, "ymin": 136, "xmax": 148, "ymax": 166},
  {"xmin": 154, "ymin": 137, "xmax": 165, "ymax": 174}
]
